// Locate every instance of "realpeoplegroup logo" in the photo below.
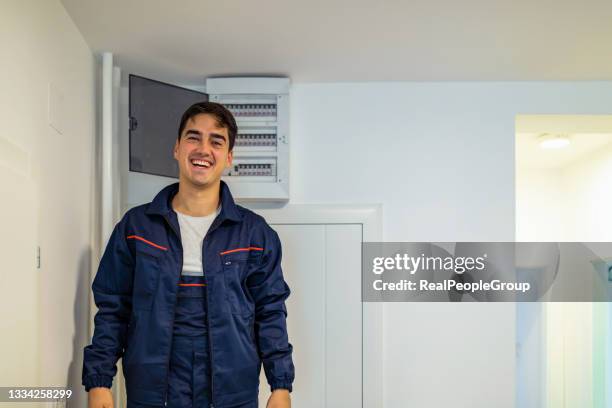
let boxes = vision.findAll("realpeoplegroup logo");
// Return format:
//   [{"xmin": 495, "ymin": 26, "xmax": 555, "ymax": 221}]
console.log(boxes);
[{"xmin": 362, "ymin": 242, "xmax": 612, "ymax": 302}]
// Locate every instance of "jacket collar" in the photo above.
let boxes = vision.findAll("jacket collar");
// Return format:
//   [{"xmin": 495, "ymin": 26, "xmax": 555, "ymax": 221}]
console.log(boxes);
[{"xmin": 146, "ymin": 180, "xmax": 242, "ymax": 223}]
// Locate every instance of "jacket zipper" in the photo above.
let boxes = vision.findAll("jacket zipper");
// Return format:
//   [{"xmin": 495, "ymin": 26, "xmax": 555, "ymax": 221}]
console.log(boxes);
[
  {"xmin": 163, "ymin": 215, "xmax": 183, "ymax": 407},
  {"xmin": 202, "ymin": 218, "xmax": 221, "ymax": 408}
]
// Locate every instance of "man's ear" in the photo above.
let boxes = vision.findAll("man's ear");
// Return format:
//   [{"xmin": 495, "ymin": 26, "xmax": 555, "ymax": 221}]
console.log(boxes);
[
  {"xmin": 226, "ymin": 150, "xmax": 233, "ymax": 168},
  {"xmin": 173, "ymin": 139, "xmax": 179, "ymax": 160}
]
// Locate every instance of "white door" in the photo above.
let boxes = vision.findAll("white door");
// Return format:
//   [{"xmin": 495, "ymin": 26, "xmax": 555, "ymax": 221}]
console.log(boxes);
[{"xmin": 258, "ymin": 224, "xmax": 363, "ymax": 408}]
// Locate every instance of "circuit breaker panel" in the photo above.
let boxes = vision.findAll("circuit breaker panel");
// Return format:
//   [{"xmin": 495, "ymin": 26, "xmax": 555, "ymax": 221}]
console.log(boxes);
[{"xmin": 206, "ymin": 77, "xmax": 289, "ymax": 201}]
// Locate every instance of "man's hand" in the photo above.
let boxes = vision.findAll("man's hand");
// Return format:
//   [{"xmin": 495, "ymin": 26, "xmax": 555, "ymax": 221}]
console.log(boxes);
[
  {"xmin": 266, "ymin": 389, "xmax": 291, "ymax": 408},
  {"xmin": 88, "ymin": 387, "xmax": 114, "ymax": 408}
]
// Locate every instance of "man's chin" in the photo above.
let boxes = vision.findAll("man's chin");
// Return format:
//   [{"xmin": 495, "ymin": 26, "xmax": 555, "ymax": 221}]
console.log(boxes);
[{"xmin": 184, "ymin": 176, "xmax": 220, "ymax": 188}]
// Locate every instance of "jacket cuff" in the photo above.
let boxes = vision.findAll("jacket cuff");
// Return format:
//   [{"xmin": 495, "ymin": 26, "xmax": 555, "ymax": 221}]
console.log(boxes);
[
  {"xmin": 83, "ymin": 374, "xmax": 113, "ymax": 392},
  {"xmin": 270, "ymin": 381, "xmax": 293, "ymax": 393}
]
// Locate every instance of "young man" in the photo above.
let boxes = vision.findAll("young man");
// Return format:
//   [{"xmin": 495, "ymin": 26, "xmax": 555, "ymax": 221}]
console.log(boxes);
[{"xmin": 83, "ymin": 102, "xmax": 294, "ymax": 408}]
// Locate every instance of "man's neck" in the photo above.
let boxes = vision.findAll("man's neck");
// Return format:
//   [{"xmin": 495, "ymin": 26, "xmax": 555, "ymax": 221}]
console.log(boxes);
[{"xmin": 172, "ymin": 180, "xmax": 221, "ymax": 217}]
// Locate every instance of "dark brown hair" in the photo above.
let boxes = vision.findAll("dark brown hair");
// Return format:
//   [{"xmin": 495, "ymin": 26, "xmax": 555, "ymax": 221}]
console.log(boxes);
[{"xmin": 177, "ymin": 101, "xmax": 237, "ymax": 151}]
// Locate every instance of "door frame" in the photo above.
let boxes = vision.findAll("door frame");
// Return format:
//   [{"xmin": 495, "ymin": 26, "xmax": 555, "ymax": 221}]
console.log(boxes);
[{"xmin": 251, "ymin": 203, "xmax": 383, "ymax": 408}]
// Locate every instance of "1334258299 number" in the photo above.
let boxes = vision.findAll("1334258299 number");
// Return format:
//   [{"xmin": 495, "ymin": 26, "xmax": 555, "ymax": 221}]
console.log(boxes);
[{"xmin": 3, "ymin": 387, "xmax": 72, "ymax": 401}]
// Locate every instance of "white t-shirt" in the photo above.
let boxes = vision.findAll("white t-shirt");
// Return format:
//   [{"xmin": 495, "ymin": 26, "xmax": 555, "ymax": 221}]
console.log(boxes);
[{"xmin": 176, "ymin": 204, "xmax": 221, "ymax": 276}]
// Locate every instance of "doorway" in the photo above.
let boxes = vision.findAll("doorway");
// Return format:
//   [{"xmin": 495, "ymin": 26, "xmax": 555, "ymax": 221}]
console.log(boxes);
[{"xmin": 515, "ymin": 114, "xmax": 612, "ymax": 408}]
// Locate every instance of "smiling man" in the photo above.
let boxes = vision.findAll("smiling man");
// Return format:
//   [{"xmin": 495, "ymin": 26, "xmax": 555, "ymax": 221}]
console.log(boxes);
[{"xmin": 83, "ymin": 102, "xmax": 294, "ymax": 408}]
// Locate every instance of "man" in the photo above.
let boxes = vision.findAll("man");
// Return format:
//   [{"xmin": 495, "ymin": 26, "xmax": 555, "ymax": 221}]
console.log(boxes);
[{"xmin": 83, "ymin": 102, "xmax": 294, "ymax": 408}]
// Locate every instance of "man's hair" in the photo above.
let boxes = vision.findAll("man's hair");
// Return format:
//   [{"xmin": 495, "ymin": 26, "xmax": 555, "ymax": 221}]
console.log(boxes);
[{"xmin": 177, "ymin": 101, "xmax": 238, "ymax": 151}]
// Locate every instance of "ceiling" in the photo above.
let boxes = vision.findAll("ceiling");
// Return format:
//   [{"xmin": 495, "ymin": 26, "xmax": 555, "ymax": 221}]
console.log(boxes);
[
  {"xmin": 60, "ymin": 0, "xmax": 612, "ymax": 85},
  {"xmin": 516, "ymin": 115, "xmax": 612, "ymax": 169},
  {"xmin": 516, "ymin": 132, "xmax": 612, "ymax": 169}
]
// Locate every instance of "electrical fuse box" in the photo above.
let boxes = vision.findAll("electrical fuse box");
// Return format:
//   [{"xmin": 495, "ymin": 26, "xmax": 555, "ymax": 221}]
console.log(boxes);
[{"xmin": 206, "ymin": 77, "xmax": 289, "ymax": 202}]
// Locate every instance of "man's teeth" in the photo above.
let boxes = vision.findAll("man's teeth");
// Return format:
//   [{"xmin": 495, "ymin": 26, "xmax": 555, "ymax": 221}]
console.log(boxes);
[{"xmin": 191, "ymin": 159, "xmax": 211, "ymax": 168}]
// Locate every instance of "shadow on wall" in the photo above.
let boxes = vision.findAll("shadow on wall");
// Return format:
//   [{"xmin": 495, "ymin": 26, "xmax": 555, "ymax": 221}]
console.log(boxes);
[{"xmin": 66, "ymin": 248, "xmax": 91, "ymax": 408}]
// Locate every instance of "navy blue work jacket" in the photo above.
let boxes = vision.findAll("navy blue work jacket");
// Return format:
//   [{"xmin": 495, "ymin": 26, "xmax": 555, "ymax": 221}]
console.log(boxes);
[{"xmin": 82, "ymin": 181, "xmax": 294, "ymax": 407}]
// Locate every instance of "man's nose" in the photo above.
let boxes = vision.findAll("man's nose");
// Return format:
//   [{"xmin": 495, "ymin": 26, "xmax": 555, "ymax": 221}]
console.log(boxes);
[{"xmin": 197, "ymin": 137, "xmax": 213, "ymax": 154}]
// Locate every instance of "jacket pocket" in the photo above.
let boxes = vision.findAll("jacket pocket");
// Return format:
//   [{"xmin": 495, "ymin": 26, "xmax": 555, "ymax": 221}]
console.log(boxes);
[
  {"xmin": 123, "ymin": 363, "xmax": 166, "ymax": 404},
  {"xmin": 133, "ymin": 245, "xmax": 162, "ymax": 310},
  {"xmin": 222, "ymin": 253, "xmax": 257, "ymax": 317}
]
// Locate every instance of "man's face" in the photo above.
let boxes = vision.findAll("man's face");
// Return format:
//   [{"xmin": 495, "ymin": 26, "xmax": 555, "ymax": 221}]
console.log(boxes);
[{"xmin": 173, "ymin": 113, "xmax": 233, "ymax": 188}]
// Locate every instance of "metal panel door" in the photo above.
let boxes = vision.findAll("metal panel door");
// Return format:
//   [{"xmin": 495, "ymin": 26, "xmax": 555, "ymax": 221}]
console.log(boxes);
[{"xmin": 258, "ymin": 224, "xmax": 363, "ymax": 407}]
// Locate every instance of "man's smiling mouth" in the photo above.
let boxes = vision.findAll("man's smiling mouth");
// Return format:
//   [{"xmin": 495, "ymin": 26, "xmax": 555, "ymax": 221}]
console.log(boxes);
[{"xmin": 190, "ymin": 158, "xmax": 212, "ymax": 168}]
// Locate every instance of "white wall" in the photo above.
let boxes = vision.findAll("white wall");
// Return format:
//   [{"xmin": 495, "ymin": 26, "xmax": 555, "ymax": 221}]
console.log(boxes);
[
  {"xmin": 0, "ymin": 1, "xmax": 95, "ymax": 407},
  {"xmin": 517, "ymin": 141, "xmax": 612, "ymax": 242},
  {"xmin": 564, "ymin": 142, "xmax": 612, "ymax": 241},
  {"xmin": 288, "ymin": 82, "xmax": 612, "ymax": 408},
  {"xmin": 516, "ymin": 167, "xmax": 567, "ymax": 241}
]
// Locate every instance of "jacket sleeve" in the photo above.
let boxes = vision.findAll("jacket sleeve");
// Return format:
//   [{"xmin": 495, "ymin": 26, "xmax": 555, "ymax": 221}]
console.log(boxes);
[
  {"xmin": 248, "ymin": 224, "xmax": 295, "ymax": 392},
  {"xmin": 82, "ymin": 215, "xmax": 134, "ymax": 391}
]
